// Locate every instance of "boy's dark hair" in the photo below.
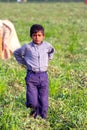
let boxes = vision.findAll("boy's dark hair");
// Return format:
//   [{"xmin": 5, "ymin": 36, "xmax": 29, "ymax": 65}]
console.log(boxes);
[{"xmin": 30, "ymin": 24, "xmax": 44, "ymax": 37}]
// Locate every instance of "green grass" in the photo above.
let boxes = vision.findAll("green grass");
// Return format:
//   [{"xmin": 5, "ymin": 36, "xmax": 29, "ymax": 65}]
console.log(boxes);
[{"xmin": 0, "ymin": 2, "xmax": 87, "ymax": 130}]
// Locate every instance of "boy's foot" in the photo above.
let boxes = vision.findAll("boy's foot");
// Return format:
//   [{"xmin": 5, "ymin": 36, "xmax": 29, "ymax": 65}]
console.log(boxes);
[{"xmin": 30, "ymin": 110, "xmax": 37, "ymax": 119}]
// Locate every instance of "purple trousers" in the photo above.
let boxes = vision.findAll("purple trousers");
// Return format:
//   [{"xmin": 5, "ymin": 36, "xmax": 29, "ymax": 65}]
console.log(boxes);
[{"xmin": 25, "ymin": 71, "xmax": 49, "ymax": 119}]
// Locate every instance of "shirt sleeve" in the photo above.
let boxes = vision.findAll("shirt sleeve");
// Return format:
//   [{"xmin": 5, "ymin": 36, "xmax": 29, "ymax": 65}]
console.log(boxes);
[
  {"xmin": 13, "ymin": 44, "xmax": 27, "ymax": 66},
  {"xmin": 47, "ymin": 43, "xmax": 55, "ymax": 60}
]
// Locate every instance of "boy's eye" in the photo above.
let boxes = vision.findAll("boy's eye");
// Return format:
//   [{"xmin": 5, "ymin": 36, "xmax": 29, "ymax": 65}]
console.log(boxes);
[
  {"xmin": 33, "ymin": 34, "xmax": 41, "ymax": 37},
  {"xmin": 38, "ymin": 35, "xmax": 41, "ymax": 37}
]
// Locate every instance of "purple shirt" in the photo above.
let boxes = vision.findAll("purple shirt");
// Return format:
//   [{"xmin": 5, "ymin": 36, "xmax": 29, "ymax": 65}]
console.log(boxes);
[{"xmin": 14, "ymin": 41, "xmax": 55, "ymax": 72}]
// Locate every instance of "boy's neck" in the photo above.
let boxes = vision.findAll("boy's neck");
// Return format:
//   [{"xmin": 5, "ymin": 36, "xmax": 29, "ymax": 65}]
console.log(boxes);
[{"xmin": 33, "ymin": 41, "xmax": 43, "ymax": 45}]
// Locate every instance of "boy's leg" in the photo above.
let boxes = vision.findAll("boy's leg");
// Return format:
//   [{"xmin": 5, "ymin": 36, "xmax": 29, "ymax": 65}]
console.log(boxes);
[
  {"xmin": 26, "ymin": 82, "xmax": 40, "ymax": 118},
  {"xmin": 25, "ymin": 71, "xmax": 40, "ymax": 118},
  {"xmin": 39, "ymin": 72, "xmax": 49, "ymax": 119},
  {"xmin": 26, "ymin": 82, "xmax": 38, "ymax": 109}
]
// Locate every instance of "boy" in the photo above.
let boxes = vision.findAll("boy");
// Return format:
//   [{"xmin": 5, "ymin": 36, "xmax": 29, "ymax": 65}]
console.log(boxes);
[{"xmin": 14, "ymin": 24, "xmax": 55, "ymax": 119}]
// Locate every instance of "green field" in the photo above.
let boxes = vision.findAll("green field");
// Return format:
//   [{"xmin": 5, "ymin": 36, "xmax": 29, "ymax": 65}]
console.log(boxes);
[{"xmin": 0, "ymin": 2, "xmax": 87, "ymax": 130}]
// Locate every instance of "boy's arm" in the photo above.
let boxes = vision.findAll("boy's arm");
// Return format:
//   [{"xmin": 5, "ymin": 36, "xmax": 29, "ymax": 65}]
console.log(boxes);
[
  {"xmin": 48, "ymin": 44, "xmax": 55, "ymax": 60},
  {"xmin": 14, "ymin": 45, "xmax": 26, "ymax": 66}
]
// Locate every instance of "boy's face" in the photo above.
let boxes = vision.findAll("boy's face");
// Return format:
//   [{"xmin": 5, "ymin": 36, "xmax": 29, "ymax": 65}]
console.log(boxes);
[{"xmin": 31, "ymin": 31, "xmax": 44, "ymax": 45}]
